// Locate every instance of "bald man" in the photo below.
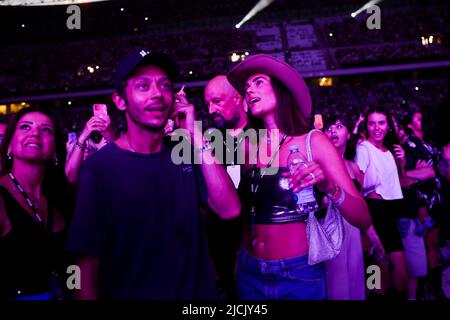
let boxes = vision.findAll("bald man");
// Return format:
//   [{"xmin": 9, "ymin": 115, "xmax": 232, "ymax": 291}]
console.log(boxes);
[
  {"xmin": 203, "ymin": 75, "xmax": 247, "ymax": 300},
  {"xmin": 204, "ymin": 75, "xmax": 248, "ymax": 136}
]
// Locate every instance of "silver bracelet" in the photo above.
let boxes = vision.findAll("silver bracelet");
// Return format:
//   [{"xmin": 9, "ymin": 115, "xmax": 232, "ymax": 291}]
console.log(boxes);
[
  {"xmin": 334, "ymin": 188, "xmax": 345, "ymax": 206},
  {"xmin": 328, "ymin": 186, "xmax": 345, "ymax": 206}
]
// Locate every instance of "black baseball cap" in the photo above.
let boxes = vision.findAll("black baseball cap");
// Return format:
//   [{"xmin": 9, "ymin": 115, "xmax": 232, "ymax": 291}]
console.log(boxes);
[{"xmin": 115, "ymin": 49, "xmax": 179, "ymax": 91}]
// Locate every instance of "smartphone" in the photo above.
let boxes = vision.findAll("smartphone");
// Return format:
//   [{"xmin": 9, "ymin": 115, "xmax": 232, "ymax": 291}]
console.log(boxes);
[
  {"xmin": 68, "ymin": 132, "xmax": 77, "ymax": 144},
  {"xmin": 314, "ymin": 114, "xmax": 323, "ymax": 130},
  {"xmin": 93, "ymin": 104, "xmax": 108, "ymax": 120}
]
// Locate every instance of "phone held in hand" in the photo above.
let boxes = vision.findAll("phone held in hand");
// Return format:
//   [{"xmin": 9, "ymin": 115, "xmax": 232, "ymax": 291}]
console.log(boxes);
[
  {"xmin": 314, "ymin": 114, "xmax": 323, "ymax": 130},
  {"xmin": 68, "ymin": 132, "xmax": 77, "ymax": 144},
  {"xmin": 93, "ymin": 104, "xmax": 108, "ymax": 120}
]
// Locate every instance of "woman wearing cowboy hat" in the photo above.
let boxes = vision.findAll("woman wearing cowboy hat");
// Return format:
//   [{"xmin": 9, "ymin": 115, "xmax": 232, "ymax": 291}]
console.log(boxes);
[{"xmin": 227, "ymin": 54, "xmax": 371, "ymax": 300}]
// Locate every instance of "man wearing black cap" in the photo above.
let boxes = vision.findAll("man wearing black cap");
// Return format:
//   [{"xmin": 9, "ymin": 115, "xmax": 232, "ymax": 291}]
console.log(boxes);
[{"xmin": 65, "ymin": 49, "xmax": 240, "ymax": 300}]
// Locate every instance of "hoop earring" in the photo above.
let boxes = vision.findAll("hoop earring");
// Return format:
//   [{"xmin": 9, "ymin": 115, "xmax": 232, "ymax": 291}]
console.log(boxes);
[{"xmin": 7, "ymin": 152, "xmax": 12, "ymax": 160}]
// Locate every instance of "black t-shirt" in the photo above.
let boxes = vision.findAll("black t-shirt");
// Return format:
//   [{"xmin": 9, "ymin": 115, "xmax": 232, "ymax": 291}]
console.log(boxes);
[
  {"xmin": 65, "ymin": 140, "xmax": 218, "ymax": 300},
  {"xmin": 403, "ymin": 134, "xmax": 442, "ymax": 211}
]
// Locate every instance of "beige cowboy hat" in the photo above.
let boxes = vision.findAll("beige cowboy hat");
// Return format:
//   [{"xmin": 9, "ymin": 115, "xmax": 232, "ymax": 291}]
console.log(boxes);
[{"xmin": 227, "ymin": 54, "xmax": 312, "ymax": 119}]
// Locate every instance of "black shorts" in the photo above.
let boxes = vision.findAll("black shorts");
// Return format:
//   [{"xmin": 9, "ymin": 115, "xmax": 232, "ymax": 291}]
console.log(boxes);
[{"xmin": 366, "ymin": 199, "xmax": 405, "ymax": 254}]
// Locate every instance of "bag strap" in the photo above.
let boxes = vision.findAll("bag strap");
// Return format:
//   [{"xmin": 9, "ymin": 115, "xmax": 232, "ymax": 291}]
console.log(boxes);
[{"xmin": 305, "ymin": 129, "xmax": 322, "ymax": 162}]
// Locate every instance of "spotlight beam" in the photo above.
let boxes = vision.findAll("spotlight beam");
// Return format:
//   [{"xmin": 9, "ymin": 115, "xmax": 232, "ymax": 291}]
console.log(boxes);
[
  {"xmin": 235, "ymin": 0, "xmax": 276, "ymax": 29},
  {"xmin": 351, "ymin": 0, "xmax": 383, "ymax": 18}
]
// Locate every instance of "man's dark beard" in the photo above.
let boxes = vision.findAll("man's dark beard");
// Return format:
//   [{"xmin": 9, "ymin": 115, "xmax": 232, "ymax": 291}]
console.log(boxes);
[{"xmin": 202, "ymin": 112, "xmax": 240, "ymax": 132}]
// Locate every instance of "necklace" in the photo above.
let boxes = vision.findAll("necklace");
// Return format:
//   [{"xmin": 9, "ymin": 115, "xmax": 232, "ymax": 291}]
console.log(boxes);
[
  {"xmin": 251, "ymin": 134, "xmax": 288, "ymax": 194},
  {"xmin": 8, "ymin": 172, "xmax": 43, "ymax": 224}
]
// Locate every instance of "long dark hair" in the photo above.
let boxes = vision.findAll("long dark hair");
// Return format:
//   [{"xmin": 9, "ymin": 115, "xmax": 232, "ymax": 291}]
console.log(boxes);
[
  {"xmin": 400, "ymin": 110, "xmax": 420, "ymax": 136},
  {"xmin": 270, "ymin": 76, "xmax": 310, "ymax": 136},
  {"xmin": 323, "ymin": 112, "xmax": 358, "ymax": 161},
  {"xmin": 364, "ymin": 106, "xmax": 399, "ymax": 153},
  {"xmin": 0, "ymin": 106, "xmax": 72, "ymax": 221}
]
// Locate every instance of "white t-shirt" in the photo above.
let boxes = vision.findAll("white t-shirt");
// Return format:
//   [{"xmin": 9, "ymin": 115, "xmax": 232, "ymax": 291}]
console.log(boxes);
[{"xmin": 355, "ymin": 140, "xmax": 403, "ymax": 200}]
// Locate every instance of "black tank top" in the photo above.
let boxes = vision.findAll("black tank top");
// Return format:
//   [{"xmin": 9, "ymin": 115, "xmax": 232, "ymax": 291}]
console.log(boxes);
[
  {"xmin": 239, "ymin": 130, "xmax": 325, "ymax": 224},
  {"xmin": 0, "ymin": 186, "xmax": 66, "ymax": 299},
  {"xmin": 239, "ymin": 167, "xmax": 312, "ymax": 224}
]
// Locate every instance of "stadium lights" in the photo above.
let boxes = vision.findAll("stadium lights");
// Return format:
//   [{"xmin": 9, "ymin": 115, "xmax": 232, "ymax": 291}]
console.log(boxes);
[
  {"xmin": 235, "ymin": 0, "xmax": 275, "ymax": 29},
  {"xmin": 230, "ymin": 52, "xmax": 249, "ymax": 62},
  {"xmin": 421, "ymin": 35, "xmax": 434, "ymax": 46},
  {"xmin": 350, "ymin": 0, "xmax": 383, "ymax": 18},
  {"xmin": 231, "ymin": 53, "xmax": 240, "ymax": 62},
  {"xmin": 0, "ymin": 0, "xmax": 110, "ymax": 5},
  {"xmin": 319, "ymin": 77, "xmax": 333, "ymax": 87}
]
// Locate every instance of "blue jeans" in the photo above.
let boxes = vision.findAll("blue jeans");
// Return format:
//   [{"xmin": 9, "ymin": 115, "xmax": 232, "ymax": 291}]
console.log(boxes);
[{"xmin": 237, "ymin": 248, "xmax": 327, "ymax": 300}]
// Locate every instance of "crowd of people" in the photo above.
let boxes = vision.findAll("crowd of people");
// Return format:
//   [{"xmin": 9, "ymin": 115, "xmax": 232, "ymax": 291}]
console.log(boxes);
[
  {"xmin": 335, "ymin": 41, "xmax": 449, "ymax": 68},
  {"xmin": 322, "ymin": 6, "xmax": 449, "ymax": 47},
  {"xmin": 0, "ymin": 48, "xmax": 449, "ymax": 301},
  {"xmin": 1, "ymin": 4, "xmax": 449, "ymax": 96},
  {"xmin": 8, "ymin": 77, "xmax": 443, "ymax": 139}
]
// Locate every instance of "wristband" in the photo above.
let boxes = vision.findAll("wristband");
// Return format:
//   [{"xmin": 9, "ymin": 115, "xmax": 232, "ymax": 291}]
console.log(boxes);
[
  {"xmin": 75, "ymin": 140, "xmax": 86, "ymax": 151},
  {"xmin": 333, "ymin": 188, "xmax": 345, "ymax": 206},
  {"xmin": 327, "ymin": 184, "xmax": 345, "ymax": 206}
]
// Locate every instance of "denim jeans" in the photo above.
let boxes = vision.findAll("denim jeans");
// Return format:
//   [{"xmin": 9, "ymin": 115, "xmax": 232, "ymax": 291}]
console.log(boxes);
[{"xmin": 237, "ymin": 248, "xmax": 327, "ymax": 300}]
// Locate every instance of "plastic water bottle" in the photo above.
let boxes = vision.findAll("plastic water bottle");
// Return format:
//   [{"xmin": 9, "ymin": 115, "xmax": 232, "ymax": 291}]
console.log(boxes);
[{"xmin": 287, "ymin": 145, "xmax": 318, "ymax": 214}]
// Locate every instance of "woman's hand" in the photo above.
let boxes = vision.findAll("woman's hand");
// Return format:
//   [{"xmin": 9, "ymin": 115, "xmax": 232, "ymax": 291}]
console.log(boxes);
[
  {"xmin": 416, "ymin": 159, "xmax": 432, "ymax": 168},
  {"xmin": 78, "ymin": 116, "xmax": 109, "ymax": 145},
  {"xmin": 353, "ymin": 113, "xmax": 365, "ymax": 134},
  {"xmin": 393, "ymin": 144, "xmax": 406, "ymax": 168},
  {"xmin": 366, "ymin": 224, "xmax": 385, "ymax": 255},
  {"xmin": 283, "ymin": 161, "xmax": 334, "ymax": 194}
]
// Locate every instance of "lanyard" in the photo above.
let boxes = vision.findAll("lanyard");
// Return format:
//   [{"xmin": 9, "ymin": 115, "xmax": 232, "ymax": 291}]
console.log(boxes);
[
  {"xmin": 8, "ymin": 172, "xmax": 43, "ymax": 224},
  {"xmin": 223, "ymin": 135, "xmax": 245, "ymax": 165}
]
